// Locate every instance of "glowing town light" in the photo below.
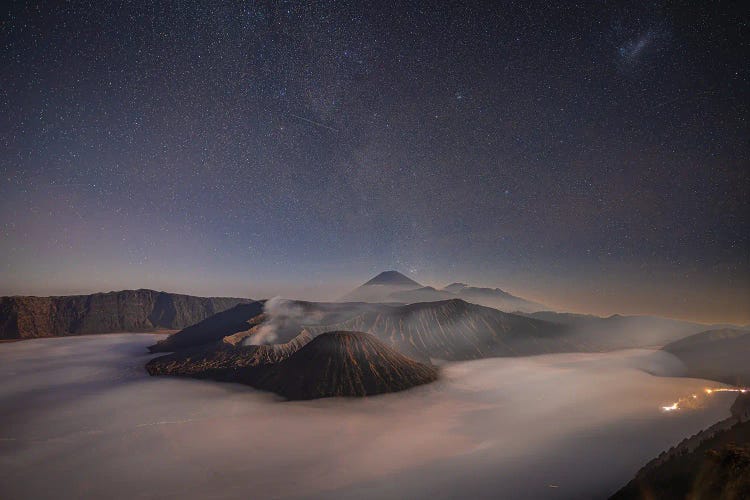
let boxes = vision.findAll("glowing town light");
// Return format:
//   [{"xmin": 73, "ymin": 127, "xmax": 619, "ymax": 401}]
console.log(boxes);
[
  {"xmin": 661, "ymin": 402, "xmax": 679, "ymax": 412},
  {"xmin": 661, "ymin": 387, "xmax": 749, "ymax": 413}
]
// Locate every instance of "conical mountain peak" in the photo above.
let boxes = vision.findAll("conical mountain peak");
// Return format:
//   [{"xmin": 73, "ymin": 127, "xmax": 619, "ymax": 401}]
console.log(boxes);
[{"xmin": 362, "ymin": 271, "xmax": 422, "ymax": 287}]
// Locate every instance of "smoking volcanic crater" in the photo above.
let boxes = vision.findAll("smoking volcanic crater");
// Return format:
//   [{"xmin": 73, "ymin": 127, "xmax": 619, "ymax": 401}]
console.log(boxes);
[{"xmin": 147, "ymin": 330, "xmax": 439, "ymax": 400}]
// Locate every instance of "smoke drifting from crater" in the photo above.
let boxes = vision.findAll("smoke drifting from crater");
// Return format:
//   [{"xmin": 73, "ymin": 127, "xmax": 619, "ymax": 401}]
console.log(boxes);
[{"xmin": 244, "ymin": 297, "xmax": 308, "ymax": 346}]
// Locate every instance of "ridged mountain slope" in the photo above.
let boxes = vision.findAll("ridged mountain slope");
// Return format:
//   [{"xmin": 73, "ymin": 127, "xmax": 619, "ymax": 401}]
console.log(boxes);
[
  {"xmin": 242, "ymin": 331, "xmax": 438, "ymax": 400},
  {"xmin": 306, "ymin": 298, "xmax": 572, "ymax": 362}
]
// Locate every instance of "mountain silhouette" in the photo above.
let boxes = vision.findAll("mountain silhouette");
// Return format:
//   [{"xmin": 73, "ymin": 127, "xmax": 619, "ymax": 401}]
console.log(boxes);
[
  {"xmin": 362, "ymin": 270, "xmax": 422, "ymax": 287},
  {"xmin": 340, "ymin": 271, "xmax": 545, "ymax": 312},
  {"xmin": 442, "ymin": 283, "xmax": 545, "ymax": 312},
  {"xmin": 341, "ymin": 271, "xmax": 423, "ymax": 302}
]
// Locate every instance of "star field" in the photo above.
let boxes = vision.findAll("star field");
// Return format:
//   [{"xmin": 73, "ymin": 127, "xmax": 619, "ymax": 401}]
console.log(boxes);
[{"xmin": 1, "ymin": 1, "xmax": 748, "ymax": 322}]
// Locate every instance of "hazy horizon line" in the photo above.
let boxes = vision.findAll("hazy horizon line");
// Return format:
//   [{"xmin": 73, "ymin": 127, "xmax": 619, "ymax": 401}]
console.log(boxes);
[{"xmin": 2, "ymin": 282, "xmax": 747, "ymax": 327}]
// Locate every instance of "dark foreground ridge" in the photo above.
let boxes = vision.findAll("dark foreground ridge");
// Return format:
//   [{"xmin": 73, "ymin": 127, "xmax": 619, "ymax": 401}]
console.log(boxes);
[
  {"xmin": 611, "ymin": 393, "xmax": 750, "ymax": 500},
  {"xmin": 242, "ymin": 331, "xmax": 439, "ymax": 400},
  {"xmin": 0, "ymin": 290, "xmax": 251, "ymax": 340}
]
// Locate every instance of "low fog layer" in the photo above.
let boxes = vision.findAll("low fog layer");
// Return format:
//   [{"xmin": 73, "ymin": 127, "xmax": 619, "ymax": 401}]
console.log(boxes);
[{"xmin": 0, "ymin": 335, "xmax": 737, "ymax": 499}]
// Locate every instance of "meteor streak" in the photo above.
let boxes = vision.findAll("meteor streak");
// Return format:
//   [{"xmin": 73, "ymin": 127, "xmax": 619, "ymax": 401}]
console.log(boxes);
[{"xmin": 289, "ymin": 114, "xmax": 339, "ymax": 132}]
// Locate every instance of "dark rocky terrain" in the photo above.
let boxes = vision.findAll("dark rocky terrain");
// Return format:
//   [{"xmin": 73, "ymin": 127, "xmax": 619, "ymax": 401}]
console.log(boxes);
[
  {"xmin": 611, "ymin": 393, "xmax": 750, "ymax": 500},
  {"xmin": 146, "ymin": 330, "xmax": 314, "ymax": 378},
  {"xmin": 147, "ymin": 330, "xmax": 438, "ymax": 400},
  {"xmin": 239, "ymin": 331, "xmax": 439, "ymax": 400},
  {"xmin": 0, "ymin": 290, "xmax": 251, "ymax": 340},
  {"xmin": 144, "ymin": 298, "xmax": 570, "ymax": 399},
  {"xmin": 662, "ymin": 329, "xmax": 750, "ymax": 386},
  {"xmin": 147, "ymin": 301, "xmax": 265, "ymax": 352}
]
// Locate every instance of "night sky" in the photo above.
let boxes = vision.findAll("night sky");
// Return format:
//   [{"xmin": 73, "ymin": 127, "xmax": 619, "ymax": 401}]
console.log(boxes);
[{"xmin": 1, "ymin": 1, "xmax": 748, "ymax": 322}]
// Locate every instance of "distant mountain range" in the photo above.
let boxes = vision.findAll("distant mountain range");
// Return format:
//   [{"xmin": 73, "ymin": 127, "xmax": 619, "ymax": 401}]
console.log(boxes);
[
  {"xmin": 3, "ymin": 279, "xmax": 743, "ymax": 354},
  {"xmin": 139, "ymin": 287, "xmax": 749, "ymax": 400},
  {"xmin": 662, "ymin": 328, "xmax": 750, "ymax": 386},
  {"xmin": 147, "ymin": 294, "xmax": 749, "ymax": 363},
  {"xmin": 148, "ymin": 298, "xmax": 574, "ymax": 363},
  {"xmin": 0, "ymin": 290, "xmax": 251, "ymax": 340},
  {"xmin": 523, "ymin": 311, "xmax": 748, "ymax": 350},
  {"xmin": 340, "ymin": 271, "xmax": 546, "ymax": 312}
]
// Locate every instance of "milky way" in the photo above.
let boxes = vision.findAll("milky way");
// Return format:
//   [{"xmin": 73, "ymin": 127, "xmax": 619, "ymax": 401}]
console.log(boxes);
[{"xmin": 1, "ymin": 1, "xmax": 748, "ymax": 322}]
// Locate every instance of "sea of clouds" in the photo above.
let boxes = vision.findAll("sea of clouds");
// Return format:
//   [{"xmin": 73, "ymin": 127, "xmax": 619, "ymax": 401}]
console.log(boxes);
[{"xmin": 0, "ymin": 334, "xmax": 736, "ymax": 499}]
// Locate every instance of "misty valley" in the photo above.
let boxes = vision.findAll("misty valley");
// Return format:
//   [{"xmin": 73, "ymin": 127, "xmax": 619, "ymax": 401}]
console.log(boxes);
[{"xmin": 1, "ymin": 271, "xmax": 749, "ymax": 499}]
